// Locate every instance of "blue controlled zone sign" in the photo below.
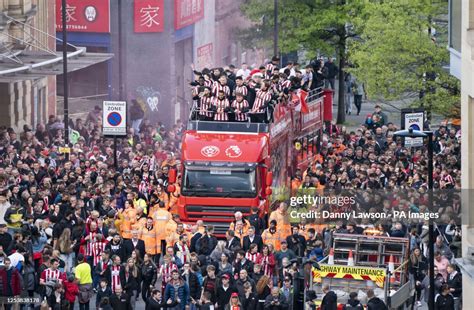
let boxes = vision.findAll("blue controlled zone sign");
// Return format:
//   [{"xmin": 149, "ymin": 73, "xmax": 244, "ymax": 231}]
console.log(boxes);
[
  {"xmin": 103, "ymin": 101, "xmax": 127, "ymax": 136},
  {"xmin": 401, "ymin": 109, "xmax": 425, "ymax": 147}
]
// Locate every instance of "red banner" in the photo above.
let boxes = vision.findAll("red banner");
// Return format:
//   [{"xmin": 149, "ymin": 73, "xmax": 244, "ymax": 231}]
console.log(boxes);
[
  {"xmin": 174, "ymin": 0, "xmax": 204, "ymax": 30},
  {"xmin": 134, "ymin": 0, "xmax": 164, "ymax": 33},
  {"xmin": 55, "ymin": 0, "xmax": 110, "ymax": 33}
]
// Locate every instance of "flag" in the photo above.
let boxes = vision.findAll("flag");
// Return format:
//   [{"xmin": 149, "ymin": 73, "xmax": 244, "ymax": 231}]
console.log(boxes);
[
  {"xmin": 69, "ymin": 129, "xmax": 81, "ymax": 145},
  {"xmin": 293, "ymin": 89, "xmax": 309, "ymax": 114},
  {"xmin": 299, "ymin": 89, "xmax": 309, "ymax": 114}
]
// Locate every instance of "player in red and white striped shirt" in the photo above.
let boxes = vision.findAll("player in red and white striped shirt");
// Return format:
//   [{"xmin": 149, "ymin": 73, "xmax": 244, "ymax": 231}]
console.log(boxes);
[
  {"xmin": 158, "ymin": 254, "xmax": 178, "ymax": 294},
  {"xmin": 250, "ymin": 80, "xmax": 273, "ymax": 122},
  {"xmin": 212, "ymin": 75, "xmax": 231, "ymax": 98},
  {"xmin": 233, "ymin": 76, "xmax": 248, "ymax": 99},
  {"xmin": 212, "ymin": 91, "xmax": 230, "ymax": 121},
  {"xmin": 232, "ymin": 93, "xmax": 250, "ymax": 122},
  {"xmin": 197, "ymin": 87, "xmax": 213, "ymax": 120},
  {"xmin": 40, "ymin": 259, "xmax": 66, "ymax": 287},
  {"xmin": 265, "ymin": 56, "xmax": 280, "ymax": 78}
]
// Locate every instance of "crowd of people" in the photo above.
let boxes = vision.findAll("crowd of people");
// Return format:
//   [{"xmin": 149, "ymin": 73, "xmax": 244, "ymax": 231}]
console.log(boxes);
[
  {"xmin": 189, "ymin": 56, "xmax": 339, "ymax": 124},
  {"xmin": 0, "ymin": 55, "xmax": 462, "ymax": 310}
]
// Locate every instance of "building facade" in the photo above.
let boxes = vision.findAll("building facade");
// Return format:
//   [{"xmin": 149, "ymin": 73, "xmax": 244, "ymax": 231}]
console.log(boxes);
[
  {"xmin": 0, "ymin": 0, "xmax": 56, "ymax": 131},
  {"xmin": 459, "ymin": 0, "xmax": 474, "ymax": 306}
]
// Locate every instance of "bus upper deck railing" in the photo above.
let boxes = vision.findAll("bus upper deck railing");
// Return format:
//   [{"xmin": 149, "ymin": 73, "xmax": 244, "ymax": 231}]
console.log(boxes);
[{"xmin": 187, "ymin": 120, "xmax": 269, "ymax": 134}]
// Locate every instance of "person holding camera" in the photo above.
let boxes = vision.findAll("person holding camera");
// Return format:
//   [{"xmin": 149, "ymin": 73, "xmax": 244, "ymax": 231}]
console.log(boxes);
[{"xmin": 264, "ymin": 287, "xmax": 288, "ymax": 310}]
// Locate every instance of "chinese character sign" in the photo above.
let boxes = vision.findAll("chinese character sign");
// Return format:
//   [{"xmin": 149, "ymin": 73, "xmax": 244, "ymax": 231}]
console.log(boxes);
[
  {"xmin": 175, "ymin": 0, "xmax": 204, "ymax": 30},
  {"xmin": 134, "ymin": 0, "xmax": 164, "ymax": 33},
  {"xmin": 55, "ymin": 0, "xmax": 110, "ymax": 33}
]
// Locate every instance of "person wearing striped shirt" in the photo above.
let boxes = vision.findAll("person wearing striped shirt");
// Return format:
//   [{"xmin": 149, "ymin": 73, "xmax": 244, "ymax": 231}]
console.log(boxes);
[
  {"xmin": 105, "ymin": 255, "xmax": 123, "ymax": 294},
  {"xmin": 232, "ymin": 93, "xmax": 250, "ymax": 122},
  {"xmin": 233, "ymin": 76, "xmax": 249, "ymax": 100},
  {"xmin": 212, "ymin": 90, "xmax": 231, "ymax": 121},
  {"xmin": 250, "ymin": 80, "xmax": 273, "ymax": 123},
  {"xmin": 265, "ymin": 56, "xmax": 280, "ymax": 79},
  {"xmin": 212, "ymin": 75, "xmax": 231, "ymax": 98},
  {"xmin": 197, "ymin": 87, "xmax": 213, "ymax": 121}
]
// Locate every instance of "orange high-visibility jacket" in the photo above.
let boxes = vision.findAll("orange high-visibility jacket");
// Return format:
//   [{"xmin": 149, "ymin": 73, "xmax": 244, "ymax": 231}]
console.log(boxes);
[
  {"xmin": 262, "ymin": 229, "xmax": 283, "ymax": 251},
  {"xmin": 132, "ymin": 216, "xmax": 147, "ymax": 232},
  {"xmin": 121, "ymin": 208, "xmax": 137, "ymax": 239},
  {"xmin": 141, "ymin": 225, "xmax": 159, "ymax": 255},
  {"xmin": 152, "ymin": 208, "xmax": 171, "ymax": 242}
]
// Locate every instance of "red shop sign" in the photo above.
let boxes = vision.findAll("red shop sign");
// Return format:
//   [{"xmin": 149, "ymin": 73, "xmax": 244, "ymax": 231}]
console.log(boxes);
[
  {"xmin": 134, "ymin": 0, "xmax": 164, "ymax": 33},
  {"xmin": 56, "ymin": 0, "xmax": 110, "ymax": 33},
  {"xmin": 174, "ymin": 0, "xmax": 204, "ymax": 30}
]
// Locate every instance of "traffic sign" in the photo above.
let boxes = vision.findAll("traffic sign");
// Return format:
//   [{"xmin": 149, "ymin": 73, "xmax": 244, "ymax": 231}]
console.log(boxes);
[
  {"xmin": 401, "ymin": 108, "xmax": 425, "ymax": 147},
  {"xmin": 103, "ymin": 101, "xmax": 127, "ymax": 136}
]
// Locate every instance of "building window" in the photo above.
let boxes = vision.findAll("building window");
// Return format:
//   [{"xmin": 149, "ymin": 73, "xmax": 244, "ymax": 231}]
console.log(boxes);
[{"xmin": 450, "ymin": 0, "xmax": 461, "ymax": 52}]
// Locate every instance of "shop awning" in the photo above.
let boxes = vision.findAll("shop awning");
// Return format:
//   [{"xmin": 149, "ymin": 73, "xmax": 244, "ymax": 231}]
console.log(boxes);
[{"xmin": 0, "ymin": 47, "xmax": 113, "ymax": 82}]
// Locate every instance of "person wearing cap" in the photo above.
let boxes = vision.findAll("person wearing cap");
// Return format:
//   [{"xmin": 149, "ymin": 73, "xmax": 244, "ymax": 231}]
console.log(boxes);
[
  {"xmin": 224, "ymin": 292, "xmax": 242, "ymax": 310},
  {"xmin": 280, "ymin": 275, "xmax": 294, "ymax": 310},
  {"xmin": 216, "ymin": 273, "xmax": 238, "ymax": 309},
  {"xmin": 275, "ymin": 240, "xmax": 296, "ymax": 267}
]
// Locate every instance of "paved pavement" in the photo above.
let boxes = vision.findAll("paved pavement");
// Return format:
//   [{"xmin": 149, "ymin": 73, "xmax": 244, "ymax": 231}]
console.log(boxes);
[{"xmin": 331, "ymin": 80, "xmax": 444, "ymax": 131}]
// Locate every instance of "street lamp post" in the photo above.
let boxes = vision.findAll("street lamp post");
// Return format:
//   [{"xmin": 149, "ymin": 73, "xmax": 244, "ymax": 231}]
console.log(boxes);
[
  {"xmin": 273, "ymin": 0, "xmax": 278, "ymax": 59},
  {"xmin": 394, "ymin": 128, "xmax": 434, "ymax": 309},
  {"xmin": 61, "ymin": 0, "xmax": 69, "ymax": 160}
]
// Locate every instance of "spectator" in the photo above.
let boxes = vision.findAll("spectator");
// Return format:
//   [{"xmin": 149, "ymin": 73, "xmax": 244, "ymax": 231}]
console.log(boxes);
[
  {"xmin": 0, "ymin": 257, "xmax": 22, "ymax": 308},
  {"xmin": 323, "ymin": 58, "xmax": 338, "ymax": 90},
  {"xmin": 434, "ymin": 251, "xmax": 450, "ymax": 281},
  {"xmin": 434, "ymin": 236, "xmax": 453, "ymax": 261},
  {"xmin": 280, "ymin": 276, "xmax": 294, "ymax": 310},
  {"xmin": 320, "ymin": 285, "xmax": 337, "ymax": 310},
  {"xmin": 164, "ymin": 269, "xmax": 189, "ymax": 310},
  {"xmin": 264, "ymin": 286, "xmax": 288, "ymax": 310},
  {"xmin": 435, "ymin": 284, "xmax": 455, "ymax": 310},
  {"xmin": 216, "ymin": 273, "xmax": 237, "ymax": 309},
  {"xmin": 366, "ymin": 289, "xmax": 387, "ymax": 310},
  {"xmin": 120, "ymin": 257, "xmax": 140, "ymax": 308},
  {"xmin": 64, "ymin": 273, "xmax": 79, "ymax": 310},
  {"xmin": 75, "ymin": 253, "xmax": 93, "ymax": 310},
  {"xmin": 408, "ymin": 248, "xmax": 427, "ymax": 307},
  {"xmin": 96, "ymin": 278, "xmax": 112, "ymax": 309},
  {"xmin": 275, "ymin": 240, "xmax": 296, "ymax": 266},
  {"xmin": 446, "ymin": 264, "xmax": 462, "ymax": 310},
  {"xmin": 145, "ymin": 288, "xmax": 177, "ymax": 310},
  {"xmin": 241, "ymin": 281, "xmax": 258, "ymax": 309},
  {"xmin": 109, "ymin": 285, "xmax": 132, "ymax": 310},
  {"xmin": 342, "ymin": 292, "xmax": 363, "ymax": 310}
]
